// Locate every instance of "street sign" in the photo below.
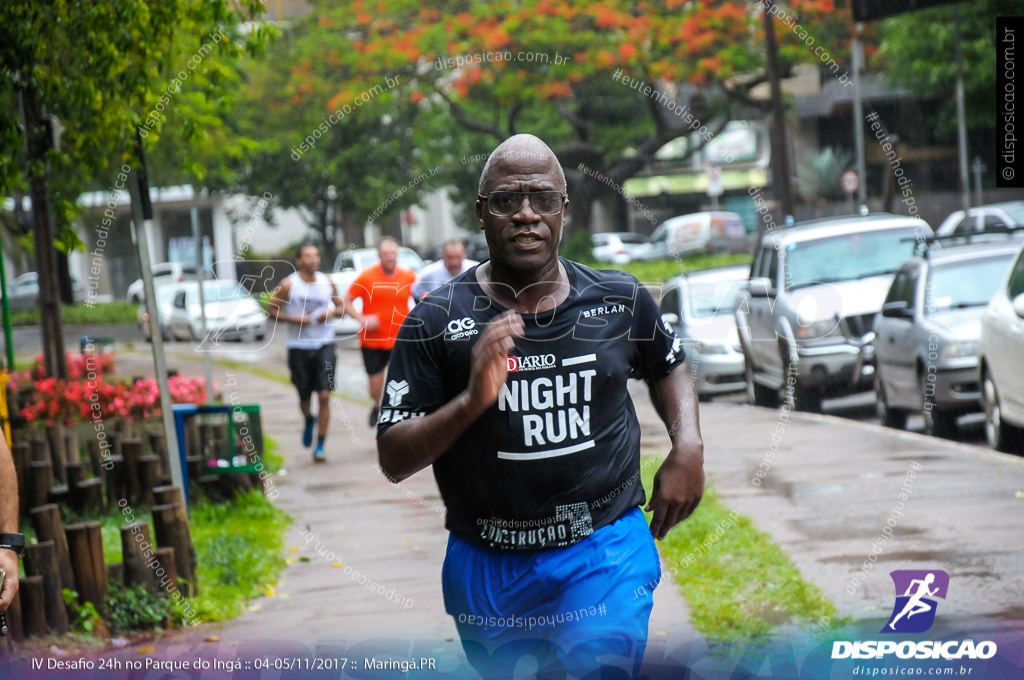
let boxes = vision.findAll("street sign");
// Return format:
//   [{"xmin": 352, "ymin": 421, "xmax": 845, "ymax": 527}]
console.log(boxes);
[
  {"xmin": 841, "ymin": 170, "xmax": 860, "ymax": 195},
  {"xmin": 705, "ymin": 166, "xmax": 723, "ymax": 197}
]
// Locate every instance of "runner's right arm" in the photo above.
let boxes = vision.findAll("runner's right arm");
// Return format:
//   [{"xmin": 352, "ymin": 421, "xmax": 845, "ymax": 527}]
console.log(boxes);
[
  {"xmin": 267, "ymin": 277, "xmax": 312, "ymax": 325},
  {"xmin": 377, "ymin": 310, "xmax": 524, "ymax": 482}
]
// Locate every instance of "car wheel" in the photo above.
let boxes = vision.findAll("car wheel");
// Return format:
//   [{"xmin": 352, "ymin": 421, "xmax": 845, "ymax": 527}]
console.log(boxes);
[
  {"xmin": 919, "ymin": 372, "xmax": 957, "ymax": 438},
  {"xmin": 983, "ymin": 371, "xmax": 1024, "ymax": 453},
  {"xmin": 792, "ymin": 386, "xmax": 823, "ymax": 414},
  {"xmin": 875, "ymin": 375, "xmax": 907, "ymax": 429},
  {"xmin": 255, "ymin": 333, "xmax": 265, "ymax": 341},
  {"xmin": 745, "ymin": 356, "xmax": 779, "ymax": 407}
]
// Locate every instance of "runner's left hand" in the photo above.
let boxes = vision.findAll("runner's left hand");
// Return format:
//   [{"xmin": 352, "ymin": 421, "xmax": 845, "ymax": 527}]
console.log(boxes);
[{"xmin": 645, "ymin": 448, "xmax": 704, "ymax": 541}]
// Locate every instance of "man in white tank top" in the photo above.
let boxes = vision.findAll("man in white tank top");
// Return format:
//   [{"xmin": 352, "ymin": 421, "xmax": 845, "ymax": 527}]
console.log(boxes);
[{"xmin": 268, "ymin": 244, "xmax": 377, "ymax": 462}]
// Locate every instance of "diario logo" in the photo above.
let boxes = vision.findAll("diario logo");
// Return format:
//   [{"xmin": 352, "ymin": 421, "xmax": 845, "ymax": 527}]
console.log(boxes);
[
  {"xmin": 506, "ymin": 354, "xmax": 557, "ymax": 372},
  {"xmin": 882, "ymin": 570, "xmax": 948, "ymax": 634}
]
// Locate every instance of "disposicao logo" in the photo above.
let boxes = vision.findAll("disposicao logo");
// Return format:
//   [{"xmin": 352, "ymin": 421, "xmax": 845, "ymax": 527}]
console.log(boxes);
[
  {"xmin": 882, "ymin": 569, "xmax": 948, "ymax": 633},
  {"xmin": 831, "ymin": 569, "xmax": 997, "ymax": 661}
]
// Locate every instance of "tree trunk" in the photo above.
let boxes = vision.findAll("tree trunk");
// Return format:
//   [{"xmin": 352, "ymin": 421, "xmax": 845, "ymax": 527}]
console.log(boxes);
[
  {"xmin": 762, "ymin": 8, "xmax": 794, "ymax": 220},
  {"xmin": 19, "ymin": 86, "xmax": 67, "ymax": 380}
]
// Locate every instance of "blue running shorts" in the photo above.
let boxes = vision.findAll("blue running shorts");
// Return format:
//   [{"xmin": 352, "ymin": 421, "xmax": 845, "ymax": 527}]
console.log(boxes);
[{"xmin": 442, "ymin": 507, "xmax": 661, "ymax": 679}]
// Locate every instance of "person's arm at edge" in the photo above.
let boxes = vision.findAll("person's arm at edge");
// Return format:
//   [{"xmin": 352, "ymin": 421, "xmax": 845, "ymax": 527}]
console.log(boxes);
[
  {"xmin": 377, "ymin": 310, "xmax": 524, "ymax": 482},
  {"xmin": 0, "ymin": 437, "xmax": 20, "ymax": 610},
  {"xmin": 644, "ymin": 359, "xmax": 705, "ymax": 540},
  {"xmin": 267, "ymin": 277, "xmax": 310, "ymax": 325}
]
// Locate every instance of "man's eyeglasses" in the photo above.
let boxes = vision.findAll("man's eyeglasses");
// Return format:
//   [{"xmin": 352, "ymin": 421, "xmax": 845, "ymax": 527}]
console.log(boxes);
[{"xmin": 478, "ymin": 191, "xmax": 567, "ymax": 217}]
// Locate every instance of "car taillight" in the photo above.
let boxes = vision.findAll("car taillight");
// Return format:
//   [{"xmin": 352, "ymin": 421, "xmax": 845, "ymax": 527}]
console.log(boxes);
[
  {"xmin": 142, "ymin": 312, "xmax": 149, "ymax": 321},
  {"xmin": 617, "ymin": 248, "xmax": 628, "ymax": 254}
]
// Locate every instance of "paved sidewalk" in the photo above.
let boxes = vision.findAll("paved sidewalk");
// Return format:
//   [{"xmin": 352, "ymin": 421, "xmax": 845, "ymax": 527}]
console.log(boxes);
[{"xmin": 117, "ymin": 346, "xmax": 697, "ymax": 654}]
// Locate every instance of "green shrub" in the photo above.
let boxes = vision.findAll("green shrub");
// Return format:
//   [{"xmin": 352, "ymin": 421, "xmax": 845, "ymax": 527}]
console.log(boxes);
[
  {"xmin": 102, "ymin": 584, "xmax": 171, "ymax": 634},
  {"xmin": 561, "ymin": 230, "xmax": 596, "ymax": 264}
]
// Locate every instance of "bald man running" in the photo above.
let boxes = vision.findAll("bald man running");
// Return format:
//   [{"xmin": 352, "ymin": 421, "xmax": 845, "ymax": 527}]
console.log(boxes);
[{"xmin": 377, "ymin": 135, "xmax": 704, "ymax": 678}]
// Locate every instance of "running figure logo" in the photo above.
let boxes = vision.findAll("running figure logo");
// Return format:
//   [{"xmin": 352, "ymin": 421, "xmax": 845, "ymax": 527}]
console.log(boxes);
[{"xmin": 881, "ymin": 570, "xmax": 949, "ymax": 633}]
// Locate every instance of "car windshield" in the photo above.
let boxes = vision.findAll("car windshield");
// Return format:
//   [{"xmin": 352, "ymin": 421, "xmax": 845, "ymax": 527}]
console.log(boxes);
[
  {"xmin": 593, "ymin": 235, "xmax": 610, "ymax": 246},
  {"xmin": 785, "ymin": 227, "xmax": 921, "ymax": 290},
  {"xmin": 687, "ymin": 280, "xmax": 743, "ymax": 319},
  {"xmin": 1000, "ymin": 203, "xmax": 1024, "ymax": 224},
  {"xmin": 927, "ymin": 255, "xmax": 1014, "ymax": 309},
  {"xmin": 617, "ymin": 233, "xmax": 649, "ymax": 244},
  {"xmin": 194, "ymin": 281, "xmax": 252, "ymax": 303}
]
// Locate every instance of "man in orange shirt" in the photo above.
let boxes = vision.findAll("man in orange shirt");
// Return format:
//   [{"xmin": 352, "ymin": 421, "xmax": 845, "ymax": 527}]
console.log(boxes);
[{"xmin": 343, "ymin": 237, "xmax": 417, "ymax": 426}]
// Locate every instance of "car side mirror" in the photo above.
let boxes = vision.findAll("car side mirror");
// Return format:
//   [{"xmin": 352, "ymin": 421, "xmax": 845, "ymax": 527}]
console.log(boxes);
[
  {"xmin": 748, "ymin": 278, "xmax": 775, "ymax": 298},
  {"xmin": 1013, "ymin": 293, "xmax": 1024, "ymax": 319},
  {"xmin": 661, "ymin": 312, "xmax": 680, "ymax": 327},
  {"xmin": 881, "ymin": 301, "xmax": 913, "ymax": 319}
]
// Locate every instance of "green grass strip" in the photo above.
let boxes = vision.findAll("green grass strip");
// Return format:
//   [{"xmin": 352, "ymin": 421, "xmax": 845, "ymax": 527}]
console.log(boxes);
[
  {"xmin": 189, "ymin": 488, "xmax": 291, "ymax": 622},
  {"xmin": 640, "ymin": 455, "xmax": 841, "ymax": 643},
  {"xmin": 11, "ymin": 302, "xmax": 139, "ymax": 327},
  {"xmin": 606, "ymin": 254, "xmax": 752, "ymax": 283}
]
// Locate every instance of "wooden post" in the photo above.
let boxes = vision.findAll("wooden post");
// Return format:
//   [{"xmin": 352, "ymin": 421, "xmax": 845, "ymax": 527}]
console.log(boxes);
[
  {"xmin": 23, "ymin": 542, "xmax": 69, "ymax": 635},
  {"xmin": 18, "ymin": 575, "xmax": 46, "ymax": 638},
  {"xmin": 110, "ymin": 431, "xmax": 122, "ymax": 461},
  {"xmin": 30, "ymin": 504, "xmax": 75, "ymax": 594},
  {"xmin": 65, "ymin": 522, "xmax": 107, "ymax": 607},
  {"xmin": 7, "ymin": 587, "xmax": 24, "ymax": 642},
  {"xmin": 77, "ymin": 478, "xmax": 104, "ymax": 513},
  {"xmin": 64, "ymin": 433, "xmax": 81, "ymax": 464},
  {"xmin": 152, "ymin": 485, "xmax": 185, "ymax": 507},
  {"xmin": 137, "ymin": 455, "xmax": 161, "ymax": 506},
  {"xmin": 153, "ymin": 546, "xmax": 179, "ymax": 595},
  {"xmin": 11, "ymin": 441, "xmax": 30, "ymax": 520},
  {"xmin": 65, "ymin": 461, "xmax": 85, "ymax": 511},
  {"xmin": 28, "ymin": 461, "xmax": 53, "ymax": 509},
  {"xmin": 45, "ymin": 424, "xmax": 67, "ymax": 484},
  {"xmin": 30, "ymin": 439, "xmax": 49, "ymax": 463},
  {"xmin": 103, "ymin": 454, "xmax": 125, "ymax": 507},
  {"xmin": 86, "ymin": 439, "xmax": 105, "ymax": 478},
  {"xmin": 151, "ymin": 503, "xmax": 197, "ymax": 596},
  {"xmin": 106, "ymin": 562, "xmax": 122, "ymax": 584},
  {"xmin": 121, "ymin": 438, "xmax": 143, "ymax": 503},
  {"xmin": 47, "ymin": 484, "xmax": 69, "ymax": 506},
  {"xmin": 120, "ymin": 522, "xmax": 156, "ymax": 593}
]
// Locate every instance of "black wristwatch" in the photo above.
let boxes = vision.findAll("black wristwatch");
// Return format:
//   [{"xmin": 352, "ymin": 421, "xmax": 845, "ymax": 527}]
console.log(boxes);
[{"xmin": 0, "ymin": 533, "xmax": 25, "ymax": 558}]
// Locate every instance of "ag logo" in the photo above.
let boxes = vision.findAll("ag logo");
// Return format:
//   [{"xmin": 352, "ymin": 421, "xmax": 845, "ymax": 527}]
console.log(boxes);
[
  {"xmin": 882, "ymin": 570, "xmax": 949, "ymax": 633},
  {"xmin": 385, "ymin": 380, "xmax": 410, "ymax": 407},
  {"xmin": 446, "ymin": 317, "xmax": 478, "ymax": 339}
]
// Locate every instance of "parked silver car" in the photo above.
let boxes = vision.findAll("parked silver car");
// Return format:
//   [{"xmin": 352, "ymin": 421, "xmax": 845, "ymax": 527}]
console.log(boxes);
[
  {"xmin": 736, "ymin": 214, "xmax": 932, "ymax": 412},
  {"xmin": 168, "ymin": 280, "xmax": 267, "ymax": 342},
  {"xmin": 659, "ymin": 265, "xmax": 749, "ymax": 399},
  {"xmin": 979, "ymin": 241, "xmax": 1024, "ymax": 453},
  {"xmin": 874, "ymin": 240, "xmax": 1020, "ymax": 437}
]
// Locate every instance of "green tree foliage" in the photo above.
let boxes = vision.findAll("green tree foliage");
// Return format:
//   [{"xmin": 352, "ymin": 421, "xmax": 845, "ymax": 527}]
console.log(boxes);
[{"xmin": 876, "ymin": 0, "xmax": 1015, "ymax": 138}]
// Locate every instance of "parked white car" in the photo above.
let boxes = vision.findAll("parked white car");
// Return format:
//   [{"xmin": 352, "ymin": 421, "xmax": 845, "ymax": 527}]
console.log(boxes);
[
  {"xmin": 168, "ymin": 280, "xmax": 267, "ymax": 342},
  {"xmin": 659, "ymin": 265, "xmax": 750, "ymax": 399},
  {"xmin": 978, "ymin": 242, "xmax": 1024, "ymax": 453},
  {"xmin": 126, "ymin": 262, "xmax": 196, "ymax": 303},
  {"xmin": 137, "ymin": 283, "xmax": 181, "ymax": 342},
  {"xmin": 592, "ymin": 232, "xmax": 653, "ymax": 264},
  {"xmin": 329, "ymin": 247, "xmax": 424, "ymax": 337},
  {"xmin": 935, "ymin": 201, "xmax": 1024, "ymax": 237},
  {"xmin": 6, "ymin": 272, "xmax": 86, "ymax": 310}
]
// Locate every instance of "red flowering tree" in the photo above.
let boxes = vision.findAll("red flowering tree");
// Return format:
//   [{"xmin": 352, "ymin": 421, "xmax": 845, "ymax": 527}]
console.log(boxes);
[{"xmin": 242, "ymin": 0, "xmax": 848, "ymax": 234}]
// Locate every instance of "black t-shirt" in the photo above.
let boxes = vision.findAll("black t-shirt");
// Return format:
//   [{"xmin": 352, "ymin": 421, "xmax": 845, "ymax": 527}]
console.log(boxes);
[{"xmin": 377, "ymin": 258, "xmax": 685, "ymax": 551}]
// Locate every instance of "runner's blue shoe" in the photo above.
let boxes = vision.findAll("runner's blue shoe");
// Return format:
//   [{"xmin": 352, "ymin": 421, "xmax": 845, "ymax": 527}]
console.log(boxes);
[
  {"xmin": 303, "ymin": 416, "xmax": 315, "ymax": 448},
  {"xmin": 312, "ymin": 445, "xmax": 326, "ymax": 463}
]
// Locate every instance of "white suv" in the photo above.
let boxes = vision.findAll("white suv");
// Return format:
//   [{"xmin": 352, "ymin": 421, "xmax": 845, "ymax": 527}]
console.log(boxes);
[{"xmin": 979, "ymin": 242, "xmax": 1024, "ymax": 453}]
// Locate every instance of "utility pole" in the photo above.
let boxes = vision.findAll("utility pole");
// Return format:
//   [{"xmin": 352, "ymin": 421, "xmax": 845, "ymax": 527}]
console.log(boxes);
[
  {"xmin": 18, "ymin": 86, "xmax": 67, "ymax": 380},
  {"xmin": 954, "ymin": 3, "xmax": 971, "ymax": 212},
  {"xmin": 852, "ymin": 23, "xmax": 867, "ymax": 209},
  {"xmin": 762, "ymin": 5, "xmax": 794, "ymax": 220},
  {"xmin": 129, "ymin": 134, "xmax": 184, "ymax": 493},
  {"xmin": 191, "ymin": 207, "xmax": 214, "ymax": 405}
]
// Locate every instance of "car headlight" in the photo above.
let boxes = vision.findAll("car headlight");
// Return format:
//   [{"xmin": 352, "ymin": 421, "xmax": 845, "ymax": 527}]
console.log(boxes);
[
  {"xmin": 795, "ymin": 319, "xmax": 837, "ymax": 340},
  {"xmin": 940, "ymin": 340, "xmax": 979, "ymax": 360},
  {"xmin": 695, "ymin": 341, "xmax": 730, "ymax": 355}
]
